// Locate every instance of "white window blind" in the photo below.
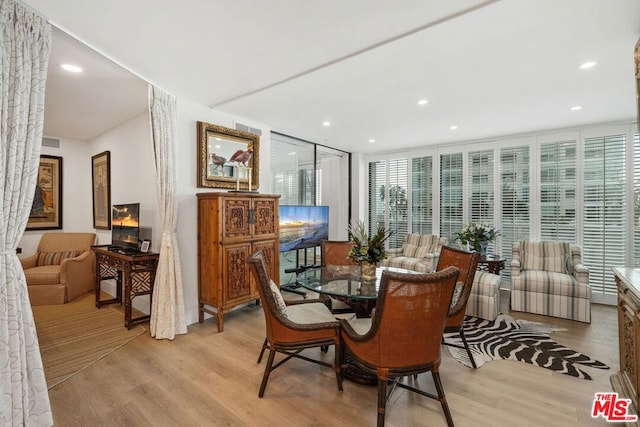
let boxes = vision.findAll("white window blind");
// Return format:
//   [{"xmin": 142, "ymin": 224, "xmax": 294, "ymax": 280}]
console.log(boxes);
[
  {"xmin": 583, "ymin": 134, "xmax": 626, "ymax": 298},
  {"xmin": 411, "ymin": 156, "xmax": 433, "ymax": 234},
  {"xmin": 368, "ymin": 160, "xmax": 387, "ymax": 239},
  {"xmin": 500, "ymin": 146, "xmax": 530, "ymax": 279},
  {"xmin": 539, "ymin": 140, "xmax": 577, "ymax": 242},
  {"xmin": 468, "ymin": 149, "xmax": 495, "ymax": 253},
  {"xmin": 386, "ymin": 159, "xmax": 408, "ymax": 246},
  {"xmin": 634, "ymin": 133, "xmax": 640, "ymax": 267},
  {"xmin": 440, "ymin": 153, "xmax": 463, "ymax": 243}
]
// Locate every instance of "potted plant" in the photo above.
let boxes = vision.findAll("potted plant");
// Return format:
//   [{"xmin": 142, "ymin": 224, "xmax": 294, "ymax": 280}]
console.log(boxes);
[
  {"xmin": 347, "ymin": 220, "xmax": 392, "ymax": 280},
  {"xmin": 455, "ymin": 222, "xmax": 500, "ymax": 255}
]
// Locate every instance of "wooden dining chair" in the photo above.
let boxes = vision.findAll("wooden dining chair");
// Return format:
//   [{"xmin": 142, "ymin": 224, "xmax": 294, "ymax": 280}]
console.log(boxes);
[
  {"xmin": 319, "ymin": 240, "xmax": 356, "ymax": 314},
  {"xmin": 340, "ymin": 266, "xmax": 460, "ymax": 427},
  {"xmin": 247, "ymin": 250, "xmax": 343, "ymax": 397},
  {"xmin": 437, "ymin": 245, "xmax": 481, "ymax": 368}
]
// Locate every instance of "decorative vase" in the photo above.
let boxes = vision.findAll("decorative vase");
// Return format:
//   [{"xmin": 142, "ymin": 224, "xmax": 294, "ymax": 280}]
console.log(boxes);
[
  {"xmin": 479, "ymin": 241, "xmax": 488, "ymax": 257},
  {"xmin": 360, "ymin": 261, "xmax": 377, "ymax": 282}
]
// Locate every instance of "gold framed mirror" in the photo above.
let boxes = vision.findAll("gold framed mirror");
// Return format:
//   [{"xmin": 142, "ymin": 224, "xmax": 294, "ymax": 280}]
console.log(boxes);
[{"xmin": 197, "ymin": 121, "xmax": 260, "ymax": 190}]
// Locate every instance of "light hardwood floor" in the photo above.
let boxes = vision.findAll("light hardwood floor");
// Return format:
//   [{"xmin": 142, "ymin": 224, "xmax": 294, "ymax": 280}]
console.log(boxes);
[{"xmin": 44, "ymin": 291, "xmax": 619, "ymax": 426}]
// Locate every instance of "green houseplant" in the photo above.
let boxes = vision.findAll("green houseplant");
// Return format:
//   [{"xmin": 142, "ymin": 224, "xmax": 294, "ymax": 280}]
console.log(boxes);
[
  {"xmin": 455, "ymin": 222, "xmax": 500, "ymax": 255},
  {"xmin": 347, "ymin": 220, "xmax": 392, "ymax": 265}
]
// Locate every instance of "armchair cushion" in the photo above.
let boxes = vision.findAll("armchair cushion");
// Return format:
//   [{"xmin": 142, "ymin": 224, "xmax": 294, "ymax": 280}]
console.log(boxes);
[
  {"xmin": 287, "ymin": 302, "xmax": 337, "ymax": 324},
  {"xmin": 402, "ymin": 243, "xmax": 419, "ymax": 257},
  {"xmin": 23, "ymin": 265, "xmax": 60, "ymax": 286}
]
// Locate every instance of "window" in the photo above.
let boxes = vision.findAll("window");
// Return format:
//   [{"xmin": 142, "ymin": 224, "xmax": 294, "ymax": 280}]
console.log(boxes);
[
  {"xmin": 633, "ymin": 133, "xmax": 640, "ymax": 267},
  {"xmin": 540, "ymin": 140, "xmax": 577, "ymax": 242},
  {"xmin": 368, "ymin": 158, "xmax": 408, "ymax": 248},
  {"xmin": 440, "ymin": 153, "xmax": 463, "ymax": 242},
  {"xmin": 583, "ymin": 134, "xmax": 626, "ymax": 299},
  {"xmin": 411, "ymin": 156, "xmax": 433, "ymax": 234},
  {"xmin": 500, "ymin": 146, "xmax": 530, "ymax": 283},
  {"xmin": 468, "ymin": 149, "xmax": 495, "ymax": 251}
]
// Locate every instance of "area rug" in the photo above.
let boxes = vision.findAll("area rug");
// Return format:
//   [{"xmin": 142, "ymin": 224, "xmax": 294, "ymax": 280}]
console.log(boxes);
[
  {"xmin": 443, "ymin": 313, "xmax": 609, "ymax": 379},
  {"xmin": 35, "ymin": 306, "xmax": 146, "ymax": 389}
]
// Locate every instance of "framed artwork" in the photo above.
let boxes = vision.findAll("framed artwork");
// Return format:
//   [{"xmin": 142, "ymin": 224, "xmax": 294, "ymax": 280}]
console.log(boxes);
[
  {"xmin": 27, "ymin": 155, "xmax": 63, "ymax": 230},
  {"xmin": 197, "ymin": 121, "xmax": 260, "ymax": 190},
  {"xmin": 91, "ymin": 151, "xmax": 111, "ymax": 230}
]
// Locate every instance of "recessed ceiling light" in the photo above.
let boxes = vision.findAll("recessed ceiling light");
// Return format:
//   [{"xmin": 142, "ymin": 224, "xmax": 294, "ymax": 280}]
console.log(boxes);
[
  {"xmin": 60, "ymin": 63, "xmax": 83, "ymax": 73},
  {"xmin": 288, "ymin": 151, "xmax": 296, "ymax": 155},
  {"xmin": 322, "ymin": 121, "xmax": 331, "ymax": 127},
  {"xmin": 417, "ymin": 99, "xmax": 429, "ymax": 106},
  {"xmin": 450, "ymin": 125, "xmax": 458, "ymax": 130},
  {"xmin": 579, "ymin": 61, "xmax": 597, "ymax": 69},
  {"xmin": 571, "ymin": 105, "xmax": 582, "ymax": 111},
  {"xmin": 369, "ymin": 139, "xmax": 376, "ymax": 143}
]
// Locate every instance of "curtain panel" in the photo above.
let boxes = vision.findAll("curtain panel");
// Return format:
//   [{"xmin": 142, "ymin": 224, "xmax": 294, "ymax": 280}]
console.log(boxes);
[
  {"xmin": 0, "ymin": 0, "xmax": 53, "ymax": 425},
  {"xmin": 148, "ymin": 85, "xmax": 187, "ymax": 340}
]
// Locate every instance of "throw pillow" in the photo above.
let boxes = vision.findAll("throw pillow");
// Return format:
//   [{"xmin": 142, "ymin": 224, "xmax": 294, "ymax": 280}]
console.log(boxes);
[
  {"xmin": 38, "ymin": 251, "xmax": 80, "ymax": 266},
  {"xmin": 414, "ymin": 245, "xmax": 431, "ymax": 259},
  {"xmin": 269, "ymin": 279, "xmax": 288, "ymax": 317}
]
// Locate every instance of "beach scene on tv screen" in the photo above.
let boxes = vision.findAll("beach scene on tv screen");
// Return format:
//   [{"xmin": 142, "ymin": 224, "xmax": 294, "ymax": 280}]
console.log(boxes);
[{"xmin": 279, "ymin": 205, "xmax": 329, "ymax": 252}]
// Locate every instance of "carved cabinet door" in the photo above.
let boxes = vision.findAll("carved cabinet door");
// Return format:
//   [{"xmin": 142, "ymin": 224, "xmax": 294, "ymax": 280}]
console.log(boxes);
[
  {"xmin": 252, "ymin": 198, "xmax": 278, "ymax": 239},
  {"xmin": 618, "ymin": 294, "xmax": 640, "ymax": 408},
  {"xmin": 222, "ymin": 242, "xmax": 252, "ymax": 303}
]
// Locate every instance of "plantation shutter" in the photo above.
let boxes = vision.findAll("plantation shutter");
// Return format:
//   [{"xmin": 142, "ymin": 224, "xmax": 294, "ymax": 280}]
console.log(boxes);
[
  {"xmin": 539, "ymin": 140, "xmax": 577, "ymax": 242},
  {"xmin": 635, "ymin": 133, "xmax": 640, "ymax": 267},
  {"xmin": 368, "ymin": 160, "xmax": 386, "ymax": 235},
  {"xmin": 583, "ymin": 134, "xmax": 626, "ymax": 298},
  {"xmin": 500, "ymin": 146, "xmax": 530, "ymax": 282},
  {"xmin": 468, "ymin": 149, "xmax": 495, "ymax": 253},
  {"xmin": 386, "ymin": 159, "xmax": 408, "ymax": 247},
  {"xmin": 411, "ymin": 156, "xmax": 433, "ymax": 234},
  {"xmin": 440, "ymin": 153, "xmax": 463, "ymax": 243}
]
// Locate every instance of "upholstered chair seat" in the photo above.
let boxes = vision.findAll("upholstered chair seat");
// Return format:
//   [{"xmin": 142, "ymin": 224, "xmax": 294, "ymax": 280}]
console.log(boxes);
[
  {"xmin": 466, "ymin": 271, "xmax": 501, "ymax": 320},
  {"xmin": 20, "ymin": 232, "xmax": 97, "ymax": 305},
  {"xmin": 510, "ymin": 241, "xmax": 591, "ymax": 323},
  {"xmin": 380, "ymin": 233, "xmax": 446, "ymax": 273}
]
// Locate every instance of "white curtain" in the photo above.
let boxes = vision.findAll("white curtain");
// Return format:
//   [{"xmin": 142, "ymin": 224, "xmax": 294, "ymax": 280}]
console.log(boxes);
[
  {"xmin": 148, "ymin": 85, "xmax": 187, "ymax": 340},
  {"xmin": 0, "ymin": 0, "xmax": 53, "ymax": 425}
]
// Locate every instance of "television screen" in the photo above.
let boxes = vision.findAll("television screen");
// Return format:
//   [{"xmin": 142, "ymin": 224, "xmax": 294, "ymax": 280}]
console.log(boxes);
[
  {"xmin": 111, "ymin": 203, "xmax": 140, "ymax": 250},
  {"xmin": 279, "ymin": 205, "xmax": 329, "ymax": 252}
]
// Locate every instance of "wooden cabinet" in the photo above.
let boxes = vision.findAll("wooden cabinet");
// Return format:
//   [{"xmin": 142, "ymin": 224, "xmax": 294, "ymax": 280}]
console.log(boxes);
[
  {"xmin": 197, "ymin": 192, "xmax": 280, "ymax": 332},
  {"xmin": 612, "ymin": 267, "xmax": 640, "ymax": 422}
]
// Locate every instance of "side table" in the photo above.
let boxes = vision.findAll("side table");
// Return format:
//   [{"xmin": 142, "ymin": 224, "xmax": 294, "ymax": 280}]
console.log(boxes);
[
  {"xmin": 476, "ymin": 254, "xmax": 505, "ymax": 274},
  {"xmin": 92, "ymin": 246, "xmax": 159, "ymax": 329}
]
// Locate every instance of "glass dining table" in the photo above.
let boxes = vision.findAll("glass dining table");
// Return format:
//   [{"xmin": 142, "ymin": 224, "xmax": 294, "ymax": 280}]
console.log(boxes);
[{"xmin": 295, "ymin": 264, "xmax": 419, "ymax": 318}]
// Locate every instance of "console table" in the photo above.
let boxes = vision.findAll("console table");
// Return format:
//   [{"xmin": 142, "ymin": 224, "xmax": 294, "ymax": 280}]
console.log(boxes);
[
  {"xmin": 92, "ymin": 246, "xmax": 159, "ymax": 329},
  {"xmin": 612, "ymin": 267, "xmax": 640, "ymax": 423}
]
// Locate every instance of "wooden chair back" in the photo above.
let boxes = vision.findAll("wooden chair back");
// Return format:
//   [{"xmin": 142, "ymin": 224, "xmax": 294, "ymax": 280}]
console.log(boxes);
[
  {"xmin": 436, "ymin": 246, "xmax": 480, "ymax": 327},
  {"xmin": 320, "ymin": 240, "xmax": 356, "ymax": 266}
]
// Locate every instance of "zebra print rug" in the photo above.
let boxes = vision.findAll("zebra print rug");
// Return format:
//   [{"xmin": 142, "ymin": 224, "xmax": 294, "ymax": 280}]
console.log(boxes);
[{"xmin": 443, "ymin": 313, "xmax": 609, "ymax": 379}]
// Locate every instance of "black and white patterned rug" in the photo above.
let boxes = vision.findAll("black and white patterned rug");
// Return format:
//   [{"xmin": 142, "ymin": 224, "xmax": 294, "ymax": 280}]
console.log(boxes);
[{"xmin": 443, "ymin": 313, "xmax": 609, "ymax": 380}]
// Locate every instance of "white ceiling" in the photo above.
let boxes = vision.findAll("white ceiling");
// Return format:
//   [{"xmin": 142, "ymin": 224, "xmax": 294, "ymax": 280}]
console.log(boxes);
[{"xmin": 29, "ymin": 0, "xmax": 640, "ymax": 153}]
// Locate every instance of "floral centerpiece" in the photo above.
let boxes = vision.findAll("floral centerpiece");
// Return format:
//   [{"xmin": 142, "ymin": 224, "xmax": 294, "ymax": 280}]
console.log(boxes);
[
  {"xmin": 347, "ymin": 220, "xmax": 392, "ymax": 280},
  {"xmin": 455, "ymin": 222, "xmax": 500, "ymax": 255}
]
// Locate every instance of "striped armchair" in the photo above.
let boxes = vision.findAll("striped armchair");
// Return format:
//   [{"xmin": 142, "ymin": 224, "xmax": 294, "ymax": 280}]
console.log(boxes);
[
  {"xmin": 510, "ymin": 241, "xmax": 591, "ymax": 323},
  {"xmin": 380, "ymin": 233, "xmax": 446, "ymax": 273}
]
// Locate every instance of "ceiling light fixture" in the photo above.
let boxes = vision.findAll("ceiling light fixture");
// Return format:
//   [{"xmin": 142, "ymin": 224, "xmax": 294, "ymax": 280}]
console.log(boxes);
[
  {"xmin": 322, "ymin": 121, "xmax": 331, "ymax": 127},
  {"xmin": 61, "ymin": 63, "xmax": 83, "ymax": 73},
  {"xmin": 450, "ymin": 125, "xmax": 458, "ymax": 130},
  {"xmin": 579, "ymin": 61, "xmax": 597, "ymax": 69},
  {"xmin": 571, "ymin": 106, "xmax": 582, "ymax": 111},
  {"xmin": 417, "ymin": 99, "xmax": 428, "ymax": 106},
  {"xmin": 369, "ymin": 139, "xmax": 376, "ymax": 143}
]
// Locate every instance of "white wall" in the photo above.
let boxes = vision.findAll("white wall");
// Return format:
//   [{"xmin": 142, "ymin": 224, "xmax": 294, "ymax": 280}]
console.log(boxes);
[{"xmin": 175, "ymin": 98, "xmax": 272, "ymax": 326}]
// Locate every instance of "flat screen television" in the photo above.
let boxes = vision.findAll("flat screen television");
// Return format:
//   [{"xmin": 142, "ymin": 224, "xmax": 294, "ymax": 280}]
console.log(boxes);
[
  {"xmin": 279, "ymin": 205, "xmax": 329, "ymax": 252},
  {"xmin": 111, "ymin": 203, "xmax": 140, "ymax": 250}
]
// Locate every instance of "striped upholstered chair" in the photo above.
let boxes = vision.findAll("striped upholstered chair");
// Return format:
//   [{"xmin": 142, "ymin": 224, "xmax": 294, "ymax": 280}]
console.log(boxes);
[
  {"xmin": 510, "ymin": 241, "xmax": 591, "ymax": 323},
  {"xmin": 380, "ymin": 233, "xmax": 446, "ymax": 273}
]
